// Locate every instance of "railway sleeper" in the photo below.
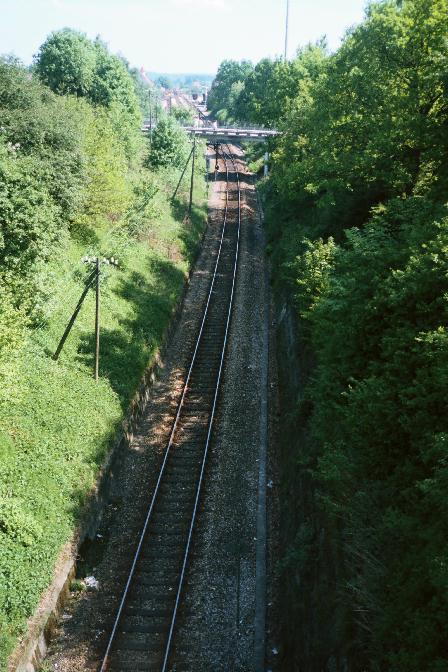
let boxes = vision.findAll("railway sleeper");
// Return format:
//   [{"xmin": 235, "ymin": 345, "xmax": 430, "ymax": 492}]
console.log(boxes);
[
  {"xmin": 175, "ymin": 420, "xmax": 209, "ymax": 434},
  {"xmin": 175, "ymin": 410, "xmax": 212, "ymax": 422},
  {"xmin": 138, "ymin": 547, "xmax": 203, "ymax": 565},
  {"xmin": 124, "ymin": 605, "xmax": 173, "ymax": 618},
  {"xmin": 149, "ymin": 524, "xmax": 187, "ymax": 535},
  {"xmin": 113, "ymin": 634, "xmax": 165, "ymax": 652},
  {"xmin": 133, "ymin": 554, "xmax": 181, "ymax": 570},
  {"xmin": 152, "ymin": 501, "xmax": 194, "ymax": 513},
  {"xmin": 108, "ymin": 655, "xmax": 162, "ymax": 671},
  {"xmin": 148, "ymin": 518, "xmax": 191, "ymax": 531},
  {"xmin": 159, "ymin": 470, "xmax": 198, "ymax": 482},
  {"xmin": 158, "ymin": 471, "xmax": 200, "ymax": 486},
  {"xmin": 161, "ymin": 466, "xmax": 199, "ymax": 479},
  {"xmin": 153, "ymin": 494, "xmax": 196, "ymax": 509},
  {"xmin": 126, "ymin": 591, "xmax": 178, "ymax": 607},
  {"xmin": 127, "ymin": 577, "xmax": 179, "ymax": 593},
  {"xmin": 118, "ymin": 619, "xmax": 168, "ymax": 635},
  {"xmin": 165, "ymin": 452, "xmax": 201, "ymax": 465},
  {"xmin": 194, "ymin": 341, "xmax": 226, "ymax": 352},
  {"xmin": 133, "ymin": 566, "xmax": 179, "ymax": 584},
  {"xmin": 145, "ymin": 533, "xmax": 187, "ymax": 546},
  {"xmin": 138, "ymin": 548, "xmax": 184, "ymax": 561},
  {"xmin": 169, "ymin": 442, "xmax": 205, "ymax": 452}
]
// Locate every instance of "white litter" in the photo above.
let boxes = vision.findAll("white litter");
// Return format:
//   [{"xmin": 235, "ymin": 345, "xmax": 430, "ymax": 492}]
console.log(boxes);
[
  {"xmin": 267, "ymin": 480, "xmax": 274, "ymax": 488},
  {"xmin": 84, "ymin": 576, "xmax": 100, "ymax": 590}
]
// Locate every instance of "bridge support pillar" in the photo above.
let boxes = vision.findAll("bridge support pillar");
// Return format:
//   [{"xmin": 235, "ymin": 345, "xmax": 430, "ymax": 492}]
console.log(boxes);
[{"xmin": 264, "ymin": 151, "xmax": 269, "ymax": 177}]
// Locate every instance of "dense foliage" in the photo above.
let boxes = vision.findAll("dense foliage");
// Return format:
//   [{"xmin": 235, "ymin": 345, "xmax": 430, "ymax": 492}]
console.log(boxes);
[
  {"xmin": 35, "ymin": 29, "xmax": 143, "ymax": 163},
  {"xmin": 146, "ymin": 116, "xmax": 189, "ymax": 169},
  {"xmin": 212, "ymin": 0, "xmax": 448, "ymax": 669},
  {"xmin": 0, "ymin": 31, "xmax": 206, "ymax": 668},
  {"xmin": 206, "ymin": 59, "xmax": 253, "ymax": 123}
]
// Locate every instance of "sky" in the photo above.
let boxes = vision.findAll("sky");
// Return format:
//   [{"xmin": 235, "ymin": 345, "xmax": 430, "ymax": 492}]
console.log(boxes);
[{"xmin": 0, "ymin": 0, "xmax": 368, "ymax": 74}]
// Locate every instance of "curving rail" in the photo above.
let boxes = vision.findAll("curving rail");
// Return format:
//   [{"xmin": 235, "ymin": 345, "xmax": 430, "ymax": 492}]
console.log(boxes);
[{"xmin": 99, "ymin": 145, "xmax": 241, "ymax": 672}]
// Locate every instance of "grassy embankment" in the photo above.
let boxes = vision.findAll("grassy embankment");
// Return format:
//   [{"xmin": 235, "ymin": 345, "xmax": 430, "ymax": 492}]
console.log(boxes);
[{"xmin": 0, "ymin": 153, "xmax": 207, "ymax": 668}]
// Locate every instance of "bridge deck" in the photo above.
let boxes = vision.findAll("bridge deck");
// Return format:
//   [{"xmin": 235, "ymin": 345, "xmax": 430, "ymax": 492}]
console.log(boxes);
[{"xmin": 182, "ymin": 126, "xmax": 280, "ymax": 142}]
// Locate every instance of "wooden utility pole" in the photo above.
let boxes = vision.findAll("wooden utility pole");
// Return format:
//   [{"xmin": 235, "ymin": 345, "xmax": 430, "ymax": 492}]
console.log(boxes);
[
  {"xmin": 172, "ymin": 144, "xmax": 195, "ymax": 202},
  {"xmin": 284, "ymin": 0, "xmax": 290, "ymax": 61},
  {"xmin": 94, "ymin": 257, "xmax": 100, "ymax": 381},
  {"xmin": 148, "ymin": 89, "xmax": 152, "ymax": 145},
  {"xmin": 52, "ymin": 268, "xmax": 97, "ymax": 361},
  {"xmin": 52, "ymin": 255, "xmax": 118, "ymax": 377},
  {"xmin": 215, "ymin": 143, "xmax": 219, "ymax": 181},
  {"xmin": 188, "ymin": 134, "xmax": 196, "ymax": 217}
]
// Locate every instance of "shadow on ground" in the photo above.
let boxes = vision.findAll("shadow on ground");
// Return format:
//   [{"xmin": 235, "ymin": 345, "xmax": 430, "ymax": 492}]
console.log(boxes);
[{"xmin": 77, "ymin": 254, "xmax": 185, "ymax": 409}]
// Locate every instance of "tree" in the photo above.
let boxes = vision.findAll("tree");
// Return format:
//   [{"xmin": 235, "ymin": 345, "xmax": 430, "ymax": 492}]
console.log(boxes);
[
  {"xmin": 235, "ymin": 44, "xmax": 327, "ymax": 127},
  {"xmin": 171, "ymin": 105, "xmax": 194, "ymax": 125},
  {"xmin": 90, "ymin": 39, "xmax": 140, "ymax": 118},
  {"xmin": 74, "ymin": 101, "xmax": 132, "ymax": 229},
  {"xmin": 34, "ymin": 28, "xmax": 96, "ymax": 97},
  {"xmin": 207, "ymin": 59, "xmax": 253, "ymax": 118},
  {"xmin": 0, "ymin": 57, "xmax": 86, "ymax": 223},
  {"xmin": 34, "ymin": 30, "xmax": 143, "ymax": 165},
  {"xmin": 146, "ymin": 116, "xmax": 189, "ymax": 169},
  {"xmin": 157, "ymin": 75, "xmax": 172, "ymax": 90}
]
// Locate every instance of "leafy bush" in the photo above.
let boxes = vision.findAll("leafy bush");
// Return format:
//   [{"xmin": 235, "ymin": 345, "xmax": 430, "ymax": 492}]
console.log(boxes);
[
  {"xmin": 74, "ymin": 101, "xmax": 132, "ymax": 229},
  {"xmin": 0, "ymin": 143, "xmax": 60, "ymax": 280},
  {"xmin": 171, "ymin": 105, "xmax": 194, "ymax": 125},
  {"xmin": 146, "ymin": 116, "xmax": 189, "ymax": 169},
  {"xmin": 0, "ymin": 57, "xmax": 85, "ymax": 224}
]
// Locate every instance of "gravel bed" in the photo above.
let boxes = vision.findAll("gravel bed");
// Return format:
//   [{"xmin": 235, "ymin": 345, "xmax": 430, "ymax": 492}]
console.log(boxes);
[{"xmin": 168, "ymin": 147, "xmax": 272, "ymax": 671}]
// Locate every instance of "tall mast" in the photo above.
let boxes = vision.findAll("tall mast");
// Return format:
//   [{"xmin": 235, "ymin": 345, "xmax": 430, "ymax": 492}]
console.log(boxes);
[{"xmin": 284, "ymin": 0, "xmax": 290, "ymax": 60}]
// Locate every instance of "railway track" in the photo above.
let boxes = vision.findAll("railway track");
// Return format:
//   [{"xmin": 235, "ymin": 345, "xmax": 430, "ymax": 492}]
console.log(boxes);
[{"xmin": 99, "ymin": 145, "xmax": 241, "ymax": 672}]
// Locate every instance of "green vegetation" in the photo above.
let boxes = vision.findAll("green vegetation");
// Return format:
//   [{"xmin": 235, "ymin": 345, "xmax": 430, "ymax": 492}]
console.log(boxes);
[
  {"xmin": 146, "ymin": 116, "xmax": 190, "ymax": 169},
  {"xmin": 0, "ymin": 31, "xmax": 206, "ymax": 667},
  {"xmin": 212, "ymin": 0, "xmax": 448, "ymax": 669},
  {"xmin": 171, "ymin": 105, "xmax": 195, "ymax": 125},
  {"xmin": 207, "ymin": 59, "xmax": 253, "ymax": 124}
]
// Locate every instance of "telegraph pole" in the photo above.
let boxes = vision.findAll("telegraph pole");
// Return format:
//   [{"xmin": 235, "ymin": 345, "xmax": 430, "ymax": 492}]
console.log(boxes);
[
  {"xmin": 52, "ymin": 256, "xmax": 118, "ymax": 375},
  {"xmin": 188, "ymin": 134, "xmax": 196, "ymax": 217},
  {"xmin": 172, "ymin": 143, "xmax": 195, "ymax": 202},
  {"xmin": 148, "ymin": 89, "xmax": 152, "ymax": 144},
  {"xmin": 284, "ymin": 0, "xmax": 290, "ymax": 61},
  {"xmin": 94, "ymin": 256, "xmax": 100, "ymax": 381},
  {"xmin": 52, "ymin": 269, "xmax": 97, "ymax": 361}
]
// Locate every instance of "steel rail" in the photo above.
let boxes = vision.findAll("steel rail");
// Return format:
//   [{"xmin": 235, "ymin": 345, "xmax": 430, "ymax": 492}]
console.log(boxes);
[
  {"xmin": 99, "ymin": 145, "xmax": 240, "ymax": 672},
  {"xmin": 160, "ymin": 144, "xmax": 241, "ymax": 671}
]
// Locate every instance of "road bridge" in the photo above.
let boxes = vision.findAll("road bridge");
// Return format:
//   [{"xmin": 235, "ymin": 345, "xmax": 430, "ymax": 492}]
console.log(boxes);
[{"xmin": 183, "ymin": 125, "xmax": 280, "ymax": 143}]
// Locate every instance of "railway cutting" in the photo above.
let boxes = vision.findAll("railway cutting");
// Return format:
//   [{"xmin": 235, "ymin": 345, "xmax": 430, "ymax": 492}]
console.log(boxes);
[{"xmin": 44, "ymin": 144, "xmax": 270, "ymax": 672}]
